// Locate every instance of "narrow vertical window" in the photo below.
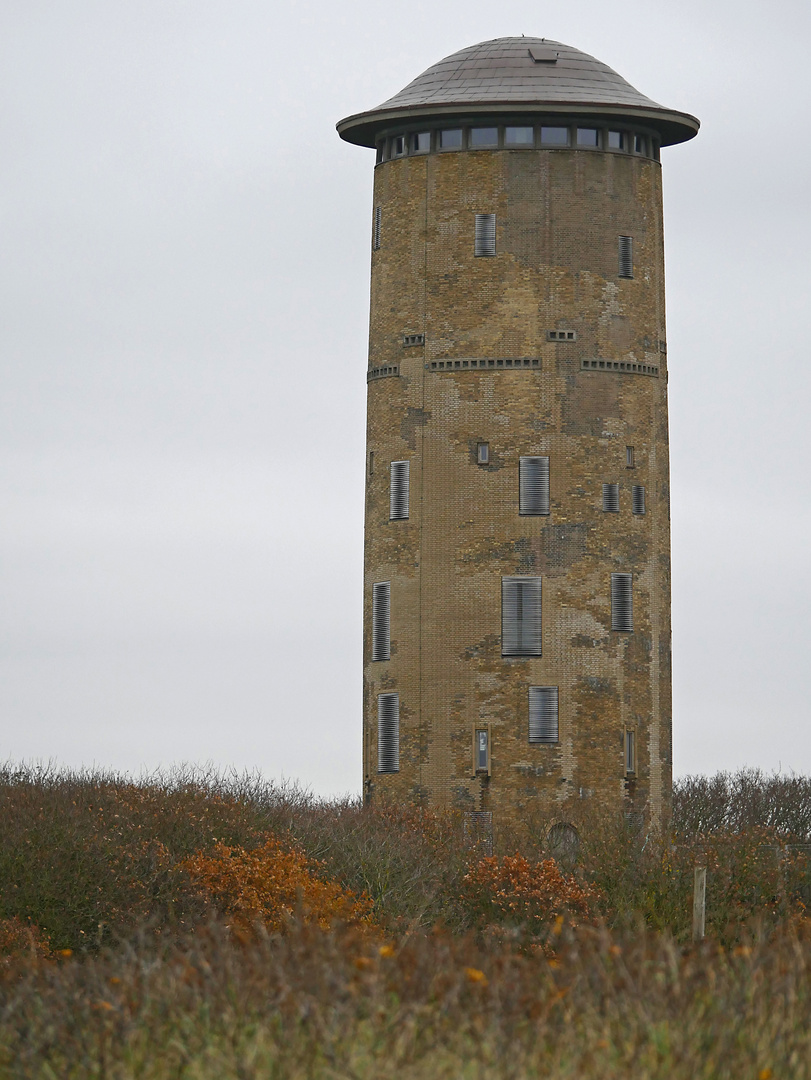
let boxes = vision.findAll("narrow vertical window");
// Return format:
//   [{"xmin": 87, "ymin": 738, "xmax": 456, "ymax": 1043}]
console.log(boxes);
[
  {"xmin": 602, "ymin": 483, "xmax": 620, "ymax": 512},
  {"xmin": 502, "ymin": 577, "xmax": 542, "ymax": 656},
  {"xmin": 474, "ymin": 213, "xmax": 496, "ymax": 257},
  {"xmin": 529, "ymin": 686, "xmax": 559, "ymax": 744},
  {"xmin": 477, "ymin": 442, "xmax": 490, "ymax": 465},
  {"xmin": 626, "ymin": 446, "xmax": 635, "ymax": 468},
  {"xmin": 371, "ymin": 581, "xmax": 391, "ymax": 661},
  {"xmin": 632, "ymin": 485, "xmax": 646, "ymax": 515},
  {"xmin": 618, "ymin": 236, "xmax": 633, "ymax": 278},
  {"xmin": 475, "ymin": 729, "xmax": 489, "ymax": 773},
  {"xmin": 373, "ymin": 206, "xmax": 382, "ymax": 251},
  {"xmin": 519, "ymin": 456, "xmax": 550, "ymax": 515},
  {"xmin": 368, "ymin": 451, "xmax": 374, "ymax": 476},
  {"xmin": 611, "ymin": 573, "xmax": 633, "ymax": 632},
  {"xmin": 377, "ymin": 693, "xmax": 399, "ymax": 773},
  {"xmin": 389, "ymin": 460, "xmax": 410, "ymax": 520},
  {"xmin": 625, "ymin": 730, "xmax": 636, "ymax": 774}
]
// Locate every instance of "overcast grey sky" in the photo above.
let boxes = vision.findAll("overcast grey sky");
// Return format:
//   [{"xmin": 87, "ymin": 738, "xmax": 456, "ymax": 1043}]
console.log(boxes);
[{"xmin": 1, "ymin": 0, "xmax": 810, "ymax": 795}]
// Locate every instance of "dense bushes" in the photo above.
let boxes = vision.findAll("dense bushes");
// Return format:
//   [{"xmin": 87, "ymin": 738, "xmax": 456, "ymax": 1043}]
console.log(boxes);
[
  {"xmin": 0, "ymin": 762, "xmax": 809, "ymax": 953},
  {"xmin": 1, "ymin": 763, "xmax": 811, "ymax": 1076}
]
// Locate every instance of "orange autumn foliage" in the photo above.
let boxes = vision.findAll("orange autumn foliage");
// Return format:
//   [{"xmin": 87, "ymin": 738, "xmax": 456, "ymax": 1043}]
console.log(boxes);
[
  {"xmin": 180, "ymin": 838, "xmax": 373, "ymax": 933},
  {"xmin": 463, "ymin": 854, "xmax": 597, "ymax": 930}
]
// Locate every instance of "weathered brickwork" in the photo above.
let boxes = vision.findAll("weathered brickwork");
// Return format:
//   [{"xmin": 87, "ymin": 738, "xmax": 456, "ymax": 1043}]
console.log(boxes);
[
  {"xmin": 362, "ymin": 142, "xmax": 672, "ymax": 827},
  {"xmin": 338, "ymin": 31, "xmax": 700, "ymax": 833}
]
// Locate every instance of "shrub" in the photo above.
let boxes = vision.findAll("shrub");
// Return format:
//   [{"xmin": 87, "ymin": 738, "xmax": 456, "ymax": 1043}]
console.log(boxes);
[
  {"xmin": 462, "ymin": 854, "xmax": 596, "ymax": 934},
  {"xmin": 180, "ymin": 838, "xmax": 373, "ymax": 932}
]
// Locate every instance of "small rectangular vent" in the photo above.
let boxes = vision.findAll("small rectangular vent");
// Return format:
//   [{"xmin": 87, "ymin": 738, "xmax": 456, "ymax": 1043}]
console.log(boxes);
[
  {"xmin": 618, "ymin": 235, "xmax": 633, "ymax": 278},
  {"xmin": 529, "ymin": 686, "xmax": 559, "ymax": 744},
  {"xmin": 403, "ymin": 334, "xmax": 424, "ymax": 347},
  {"xmin": 519, "ymin": 456, "xmax": 550, "ymax": 515},
  {"xmin": 528, "ymin": 46, "xmax": 558, "ymax": 62},
  {"xmin": 377, "ymin": 693, "xmax": 399, "ymax": 773},
  {"xmin": 602, "ymin": 483, "xmax": 620, "ymax": 512},
  {"xmin": 632, "ymin": 485, "xmax": 646, "ymax": 515},
  {"xmin": 611, "ymin": 573, "xmax": 633, "ymax": 632},
  {"xmin": 502, "ymin": 576, "xmax": 543, "ymax": 657},
  {"xmin": 373, "ymin": 206, "xmax": 381, "ymax": 251},
  {"xmin": 428, "ymin": 357, "xmax": 541, "ymax": 371},
  {"xmin": 367, "ymin": 363, "xmax": 400, "ymax": 382},
  {"xmin": 371, "ymin": 581, "xmax": 391, "ymax": 661},
  {"xmin": 474, "ymin": 213, "xmax": 496, "ymax": 257},
  {"xmin": 389, "ymin": 460, "xmax": 410, "ymax": 520},
  {"xmin": 547, "ymin": 330, "xmax": 577, "ymax": 341},
  {"xmin": 580, "ymin": 358, "xmax": 659, "ymax": 377}
]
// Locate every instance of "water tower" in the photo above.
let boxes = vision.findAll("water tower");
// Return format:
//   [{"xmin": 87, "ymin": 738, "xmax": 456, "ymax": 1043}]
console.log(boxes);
[{"xmin": 337, "ymin": 38, "xmax": 698, "ymax": 830}]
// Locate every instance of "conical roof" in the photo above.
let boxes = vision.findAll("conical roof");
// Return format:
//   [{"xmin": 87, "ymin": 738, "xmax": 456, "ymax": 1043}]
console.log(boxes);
[{"xmin": 337, "ymin": 37, "xmax": 698, "ymax": 147}]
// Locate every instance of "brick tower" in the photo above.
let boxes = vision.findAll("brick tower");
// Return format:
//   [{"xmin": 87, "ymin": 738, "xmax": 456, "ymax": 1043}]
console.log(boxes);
[{"xmin": 337, "ymin": 38, "xmax": 698, "ymax": 831}]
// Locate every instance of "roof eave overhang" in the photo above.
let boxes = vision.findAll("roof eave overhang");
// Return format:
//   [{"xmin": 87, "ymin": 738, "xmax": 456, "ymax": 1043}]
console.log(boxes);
[{"xmin": 337, "ymin": 101, "xmax": 699, "ymax": 148}]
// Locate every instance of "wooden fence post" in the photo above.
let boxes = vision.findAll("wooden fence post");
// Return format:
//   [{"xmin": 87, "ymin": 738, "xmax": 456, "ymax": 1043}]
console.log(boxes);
[{"xmin": 692, "ymin": 866, "xmax": 707, "ymax": 942}]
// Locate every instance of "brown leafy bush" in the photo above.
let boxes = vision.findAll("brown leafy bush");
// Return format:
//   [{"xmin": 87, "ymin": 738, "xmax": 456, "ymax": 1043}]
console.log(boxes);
[
  {"xmin": 462, "ymin": 853, "xmax": 597, "ymax": 933},
  {"xmin": 180, "ymin": 838, "xmax": 373, "ymax": 932}
]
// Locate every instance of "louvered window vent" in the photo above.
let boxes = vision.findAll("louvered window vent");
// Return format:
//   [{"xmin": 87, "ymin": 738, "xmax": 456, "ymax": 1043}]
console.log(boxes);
[
  {"xmin": 618, "ymin": 235, "xmax": 633, "ymax": 278},
  {"xmin": 377, "ymin": 693, "xmax": 399, "ymax": 773},
  {"xmin": 502, "ymin": 576, "xmax": 542, "ymax": 657},
  {"xmin": 611, "ymin": 573, "xmax": 633, "ymax": 632},
  {"xmin": 529, "ymin": 686, "xmax": 559, "ymax": 744},
  {"xmin": 371, "ymin": 581, "xmax": 391, "ymax": 661},
  {"xmin": 547, "ymin": 330, "xmax": 577, "ymax": 341},
  {"xmin": 373, "ymin": 206, "xmax": 382, "ymax": 251},
  {"xmin": 632, "ymin": 485, "xmax": 646, "ymax": 515},
  {"xmin": 602, "ymin": 483, "xmax": 620, "ymax": 513},
  {"xmin": 389, "ymin": 460, "xmax": 410, "ymax": 520},
  {"xmin": 474, "ymin": 213, "xmax": 496, "ymax": 257},
  {"xmin": 519, "ymin": 456, "xmax": 550, "ymax": 515},
  {"xmin": 403, "ymin": 334, "xmax": 424, "ymax": 347}
]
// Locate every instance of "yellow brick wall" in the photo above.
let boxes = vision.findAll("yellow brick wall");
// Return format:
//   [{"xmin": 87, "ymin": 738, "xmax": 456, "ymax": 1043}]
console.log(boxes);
[{"xmin": 363, "ymin": 144, "xmax": 672, "ymax": 829}]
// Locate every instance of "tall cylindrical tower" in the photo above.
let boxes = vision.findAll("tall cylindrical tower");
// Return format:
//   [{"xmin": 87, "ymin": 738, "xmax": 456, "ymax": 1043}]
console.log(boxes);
[{"xmin": 337, "ymin": 38, "xmax": 698, "ymax": 829}]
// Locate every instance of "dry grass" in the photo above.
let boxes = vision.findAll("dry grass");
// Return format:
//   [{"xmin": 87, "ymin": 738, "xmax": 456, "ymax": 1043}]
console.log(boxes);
[{"xmin": 1, "ymin": 918, "xmax": 810, "ymax": 1078}]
